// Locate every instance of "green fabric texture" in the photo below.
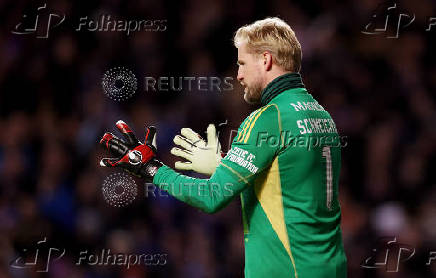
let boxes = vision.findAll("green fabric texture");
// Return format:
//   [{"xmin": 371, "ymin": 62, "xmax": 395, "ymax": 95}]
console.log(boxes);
[{"xmin": 154, "ymin": 73, "xmax": 347, "ymax": 277}]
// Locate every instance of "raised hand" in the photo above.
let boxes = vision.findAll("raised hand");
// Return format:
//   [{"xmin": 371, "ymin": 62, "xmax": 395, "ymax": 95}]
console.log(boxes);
[{"xmin": 99, "ymin": 120, "xmax": 162, "ymax": 182}]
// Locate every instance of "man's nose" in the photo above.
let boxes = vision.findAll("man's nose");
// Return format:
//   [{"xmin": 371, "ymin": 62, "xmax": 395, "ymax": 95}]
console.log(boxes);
[{"xmin": 237, "ymin": 72, "xmax": 243, "ymax": 82}]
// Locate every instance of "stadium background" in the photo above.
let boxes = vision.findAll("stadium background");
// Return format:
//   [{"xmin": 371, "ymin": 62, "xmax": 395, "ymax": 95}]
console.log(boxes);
[{"xmin": 0, "ymin": 0, "xmax": 436, "ymax": 277}]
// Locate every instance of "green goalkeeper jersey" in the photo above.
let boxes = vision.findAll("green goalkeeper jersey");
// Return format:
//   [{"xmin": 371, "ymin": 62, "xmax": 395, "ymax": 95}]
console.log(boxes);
[{"xmin": 153, "ymin": 73, "xmax": 347, "ymax": 278}]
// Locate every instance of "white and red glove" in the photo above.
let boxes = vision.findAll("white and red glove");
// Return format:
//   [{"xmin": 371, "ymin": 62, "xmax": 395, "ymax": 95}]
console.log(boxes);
[{"xmin": 99, "ymin": 120, "xmax": 162, "ymax": 182}]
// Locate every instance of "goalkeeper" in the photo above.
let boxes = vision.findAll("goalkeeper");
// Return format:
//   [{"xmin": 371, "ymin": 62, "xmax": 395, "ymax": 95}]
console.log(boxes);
[{"xmin": 99, "ymin": 17, "xmax": 347, "ymax": 278}]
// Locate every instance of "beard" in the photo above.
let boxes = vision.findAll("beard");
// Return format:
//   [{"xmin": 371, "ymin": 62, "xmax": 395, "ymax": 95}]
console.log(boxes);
[{"xmin": 243, "ymin": 79, "xmax": 263, "ymax": 105}]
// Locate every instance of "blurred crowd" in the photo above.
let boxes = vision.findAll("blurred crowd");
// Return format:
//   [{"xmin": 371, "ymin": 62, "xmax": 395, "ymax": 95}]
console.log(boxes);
[{"xmin": 0, "ymin": 0, "xmax": 436, "ymax": 277}]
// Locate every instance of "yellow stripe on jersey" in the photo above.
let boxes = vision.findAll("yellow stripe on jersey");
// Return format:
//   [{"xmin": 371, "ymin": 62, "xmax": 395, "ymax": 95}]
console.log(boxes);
[
  {"xmin": 243, "ymin": 106, "xmax": 270, "ymax": 144},
  {"xmin": 219, "ymin": 162, "xmax": 250, "ymax": 184},
  {"xmin": 254, "ymin": 157, "xmax": 298, "ymax": 277},
  {"xmin": 237, "ymin": 110, "xmax": 260, "ymax": 142},
  {"xmin": 240, "ymin": 194, "xmax": 249, "ymax": 235},
  {"xmin": 237, "ymin": 119, "xmax": 251, "ymax": 142},
  {"xmin": 270, "ymin": 103, "xmax": 284, "ymax": 147}
]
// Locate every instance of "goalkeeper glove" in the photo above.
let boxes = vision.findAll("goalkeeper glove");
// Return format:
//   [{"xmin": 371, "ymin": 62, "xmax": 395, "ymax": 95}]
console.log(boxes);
[
  {"xmin": 171, "ymin": 124, "xmax": 223, "ymax": 176},
  {"xmin": 99, "ymin": 120, "xmax": 162, "ymax": 182}
]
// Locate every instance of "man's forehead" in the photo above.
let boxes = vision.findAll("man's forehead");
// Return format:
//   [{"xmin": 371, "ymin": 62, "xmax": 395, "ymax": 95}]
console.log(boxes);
[
  {"xmin": 237, "ymin": 43, "xmax": 249, "ymax": 57},
  {"xmin": 237, "ymin": 43, "xmax": 247, "ymax": 52}
]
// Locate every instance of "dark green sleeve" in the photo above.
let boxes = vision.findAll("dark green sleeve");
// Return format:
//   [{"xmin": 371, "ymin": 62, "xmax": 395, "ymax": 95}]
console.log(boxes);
[{"xmin": 152, "ymin": 104, "xmax": 281, "ymax": 213}]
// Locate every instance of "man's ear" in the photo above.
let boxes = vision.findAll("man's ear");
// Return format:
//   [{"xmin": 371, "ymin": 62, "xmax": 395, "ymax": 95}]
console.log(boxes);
[{"xmin": 262, "ymin": 51, "xmax": 273, "ymax": 71}]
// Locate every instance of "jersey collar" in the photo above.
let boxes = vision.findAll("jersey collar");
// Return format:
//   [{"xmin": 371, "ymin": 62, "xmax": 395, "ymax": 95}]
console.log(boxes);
[{"xmin": 260, "ymin": 72, "xmax": 305, "ymax": 106}]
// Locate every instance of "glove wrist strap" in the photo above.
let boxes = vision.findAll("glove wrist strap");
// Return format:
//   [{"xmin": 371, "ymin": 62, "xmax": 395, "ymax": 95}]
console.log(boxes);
[{"xmin": 141, "ymin": 158, "xmax": 163, "ymax": 183}]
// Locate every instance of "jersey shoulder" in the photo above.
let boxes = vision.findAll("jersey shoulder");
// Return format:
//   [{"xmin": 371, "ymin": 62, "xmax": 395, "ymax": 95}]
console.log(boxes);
[{"xmin": 235, "ymin": 104, "xmax": 281, "ymax": 145}]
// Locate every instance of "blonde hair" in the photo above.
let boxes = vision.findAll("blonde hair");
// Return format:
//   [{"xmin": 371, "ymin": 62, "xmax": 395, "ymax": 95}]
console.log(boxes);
[{"xmin": 234, "ymin": 17, "xmax": 302, "ymax": 72}]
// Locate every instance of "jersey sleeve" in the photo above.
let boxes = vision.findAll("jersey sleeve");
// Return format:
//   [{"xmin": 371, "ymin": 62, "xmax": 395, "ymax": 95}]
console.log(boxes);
[{"xmin": 152, "ymin": 104, "xmax": 282, "ymax": 213}]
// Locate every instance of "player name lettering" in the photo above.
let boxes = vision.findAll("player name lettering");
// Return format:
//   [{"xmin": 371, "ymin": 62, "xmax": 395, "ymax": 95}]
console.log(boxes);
[
  {"xmin": 290, "ymin": 101, "xmax": 325, "ymax": 112},
  {"xmin": 296, "ymin": 118, "xmax": 338, "ymax": 134}
]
